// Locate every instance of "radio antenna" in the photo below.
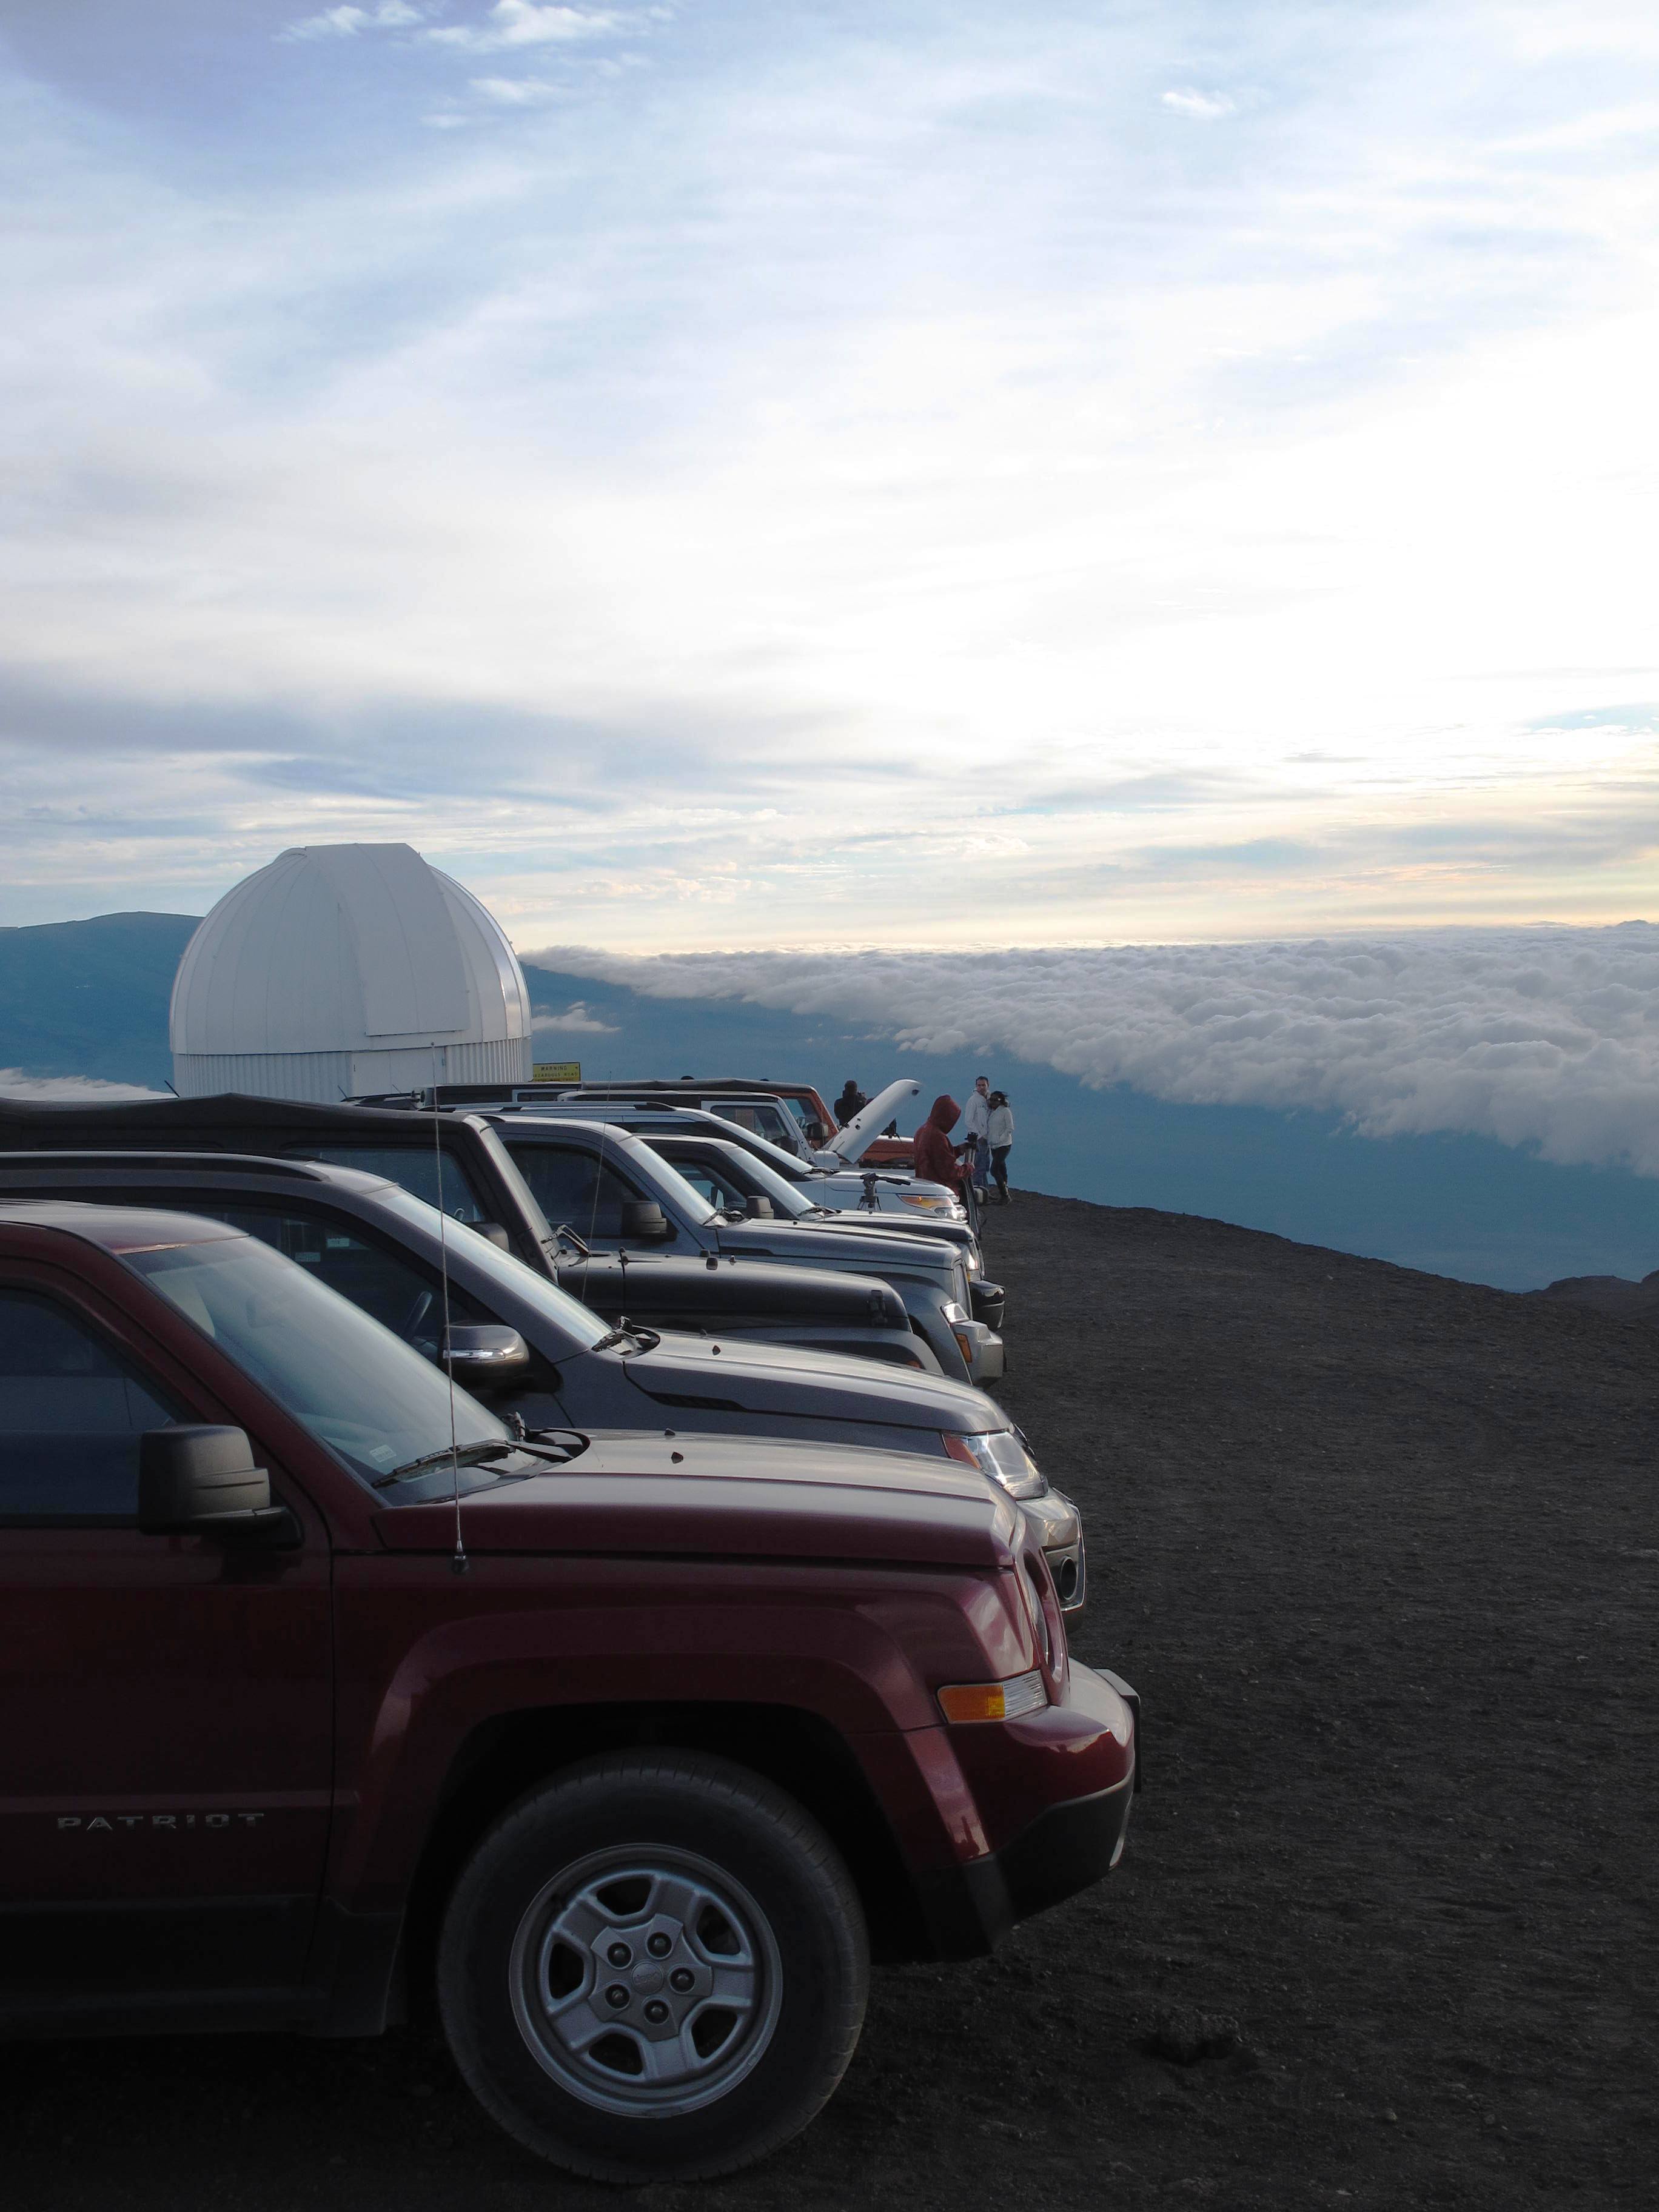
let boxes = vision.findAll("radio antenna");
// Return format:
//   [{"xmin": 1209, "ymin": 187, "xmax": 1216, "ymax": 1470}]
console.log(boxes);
[{"xmin": 431, "ymin": 1050, "xmax": 468, "ymax": 1576}]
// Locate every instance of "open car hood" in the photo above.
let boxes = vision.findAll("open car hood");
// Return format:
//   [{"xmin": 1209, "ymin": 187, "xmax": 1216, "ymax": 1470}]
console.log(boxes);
[{"xmin": 823, "ymin": 1078, "xmax": 922, "ymax": 1163}]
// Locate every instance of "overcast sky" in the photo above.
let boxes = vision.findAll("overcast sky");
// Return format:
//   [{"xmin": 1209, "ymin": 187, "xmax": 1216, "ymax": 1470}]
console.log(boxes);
[{"xmin": 3, "ymin": 1, "xmax": 1656, "ymax": 947}]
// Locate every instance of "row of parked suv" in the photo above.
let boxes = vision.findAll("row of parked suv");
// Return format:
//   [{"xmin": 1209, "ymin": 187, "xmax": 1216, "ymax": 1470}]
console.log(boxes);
[{"xmin": 0, "ymin": 1078, "xmax": 1136, "ymax": 2182}]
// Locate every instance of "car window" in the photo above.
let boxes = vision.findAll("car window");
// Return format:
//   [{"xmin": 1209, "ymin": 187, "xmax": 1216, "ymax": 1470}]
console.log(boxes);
[
  {"xmin": 665, "ymin": 1147, "xmax": 812, "ymax": 1218},
  {"xmin": 290, "ymin": 1145, "xmax": 490, "ymax": 1224},
  {"xmin": 712, "ymin": 1102, "xmax": 799, "ymax": 1152},
  {"xmin": 366, "ymin": 1185, "xmax": 611, "ymax": 1352},
  {"xmin": 122, "ymin": 1232, "xmax": 521, "ymax": 1497},
  {"xmin": 673, "ymin": 1160, "xmax": 745, "ymax": 1210},
  {"xmin": 195, "ymin": 1205, "xmax": 489, "ymax": 1354},
  {"xmin": 0, "ymin": 1289, "xmax": 184, "ymax": 1521},
  {"xmin": 505, "ymin": 1144, "xmax": 640, "ymax": 1239}
]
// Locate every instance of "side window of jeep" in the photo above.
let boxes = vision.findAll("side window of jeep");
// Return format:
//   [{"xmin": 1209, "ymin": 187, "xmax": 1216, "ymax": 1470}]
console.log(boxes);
[
  {"xmin": 714, "ymin": 1103, "xmax": 799, "ymax": 1152},
  {"xmin": 0, "ymin": 1289, "xmax": 185, "ymax": 1522},
  {"xmin": 507, "ymin": 1147, "xmax": 640, "ymax": 1240},
  {"xmin": 198, "ymin": 1207, "xmax": 488, "ymax": 1355},
  {"xmin": 673, "ymin": 1160, "xmax": 744, "ymax": 1210},
  {"xmin": 287, "ymin": 1145, "xmax": 490, "ymax": 1224}
]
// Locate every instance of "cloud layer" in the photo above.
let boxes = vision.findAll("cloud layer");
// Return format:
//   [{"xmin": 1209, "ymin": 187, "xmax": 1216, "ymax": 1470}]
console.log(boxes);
[
  {"xmin": 538, "ymin": 923, "xmax": 1659, "ymax": 1176},
  {"xmin": 0, "ymin": 1071, "xmax": 164, "ymax": 1102}
]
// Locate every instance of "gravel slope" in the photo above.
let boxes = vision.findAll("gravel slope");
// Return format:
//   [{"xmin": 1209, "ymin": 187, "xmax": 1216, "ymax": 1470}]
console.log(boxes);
[{"xmin": 9, "ymin": 1191, "xmax": 1657, "ymax": 2208}]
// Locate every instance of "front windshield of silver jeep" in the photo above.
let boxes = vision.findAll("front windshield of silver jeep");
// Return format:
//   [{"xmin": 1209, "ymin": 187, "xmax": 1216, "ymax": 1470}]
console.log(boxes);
[
  {"xmin": 121, "ymin": 1231, "xmax": 528, "ymax": 1496},
  {"xmin": 367, "ymin": 1184, "xmax": 612, "ymax": 1353},
  {"xmin": 665, "ymin": 1147, "xmax": 814, "ymax": 1219}
]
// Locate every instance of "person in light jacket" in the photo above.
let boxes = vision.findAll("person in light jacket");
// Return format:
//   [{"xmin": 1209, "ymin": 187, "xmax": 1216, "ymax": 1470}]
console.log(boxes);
[
  {"xmin": 987, "ymin": 1089, "xmax": 1014, "ymax": 1203},
  {"xmin": 960, "ymin": 1074, "xmax": 993, "ymax": 1199}
]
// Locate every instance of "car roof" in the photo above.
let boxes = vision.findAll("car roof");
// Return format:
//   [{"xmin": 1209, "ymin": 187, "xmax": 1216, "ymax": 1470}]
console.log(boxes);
[
  {"xmin": 0, "ymin": 1198, "xmax": 247, "ymax": 1253},
  {"xmin": 483, "ymin": 1116, "xmax": 653, "ymax": 1153},
  {"xmin": 0, "ymin": 1093, "xmax": 495, "ymax": 1143},
  {"xmin": 563, "ymin": 1079, "xmax": 812, "ymax": 1097},
  {"xmin": 491, "ymin": 1102, "xmax": 714, "ymax": 1128},
  {"xmin": 0, "ymin": 1149, "xmax": 395, "ymax": 1193}
]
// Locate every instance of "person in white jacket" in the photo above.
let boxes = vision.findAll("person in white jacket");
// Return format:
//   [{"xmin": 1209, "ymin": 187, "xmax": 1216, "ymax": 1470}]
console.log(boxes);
[
  {"xmin": 960, "ymin": 1075, "xmax": 993, "ymax": 1199},
  {"xmin": 986, "ymin": 1090, "xmax": 1014, "ymax": 1203}
]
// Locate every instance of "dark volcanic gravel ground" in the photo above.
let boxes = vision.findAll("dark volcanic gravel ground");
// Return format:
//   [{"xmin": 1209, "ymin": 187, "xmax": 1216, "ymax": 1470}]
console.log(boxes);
[{"xmin": 10, "ymin": 1193, "xmax": 1658, "ymax": 2208}]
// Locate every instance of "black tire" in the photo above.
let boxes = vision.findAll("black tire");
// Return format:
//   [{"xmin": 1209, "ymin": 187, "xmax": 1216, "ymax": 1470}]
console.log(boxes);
[{"xmin": 436, "ymin": 1751, "xmax": 869, "ymax": 2182}]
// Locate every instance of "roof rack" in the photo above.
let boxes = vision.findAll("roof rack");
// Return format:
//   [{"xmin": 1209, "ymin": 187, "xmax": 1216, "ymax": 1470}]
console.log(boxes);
[{"xmin": 350, "ymin": 1083, "xmax": 578, "ymax": 1110}]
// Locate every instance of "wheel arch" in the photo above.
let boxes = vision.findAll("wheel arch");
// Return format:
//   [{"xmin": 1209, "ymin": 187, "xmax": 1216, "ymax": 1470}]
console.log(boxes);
[{"xmin": 392, "ymin": 1700, "xmax": 932, "ymax": 2009}]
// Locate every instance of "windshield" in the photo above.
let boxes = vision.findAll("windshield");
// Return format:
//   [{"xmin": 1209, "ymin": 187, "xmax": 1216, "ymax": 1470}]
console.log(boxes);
[
  {"xmin": 299, "ymin": 1142, "xmax": 491, "ymax": 1222},
  {"xmin": 474, "ymin": 1123, "xmax": 557, "ymax": 1246},
  {"xmin": 121, "ymin": 1231, "xmax": 528, "ymax": 1498},
  {"xmin": 292, "ymin": 1128, "xmax": 555, "ymax": 1252},
  {"xmin": 621, "ymin": 1141, "xmax": 721, "ymax": 1227},
  {"xmin": 661, "ymin": 1145, "xmax": 814, "ymax": 1219},
  {"xmin": 705, "ymin": 1123, "xmax": 813, "ymax": 1180},
  {"xmin": 505, "ymin": 1127, "xmax": 720, "ymax": 1233},
  {"xmin": 710, "ymin": 1101, "xmax": 804, "ymax": 1156},
  {"xmin": 367, "ymin": 1184, "xmax": 612, "ymax": 1352}
]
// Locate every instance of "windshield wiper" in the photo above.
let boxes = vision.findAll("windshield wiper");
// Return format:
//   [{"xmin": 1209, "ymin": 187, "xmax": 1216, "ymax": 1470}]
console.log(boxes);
[
  {"xmin": 370, "ymin": 1434, "xmax": 589, "ymax": 1491},
  {"xmin": 372, "ymin": 1440, "xmax": 519, "ymax": 1489},
  {"xmin": 592, "ymin": 1321, "xmax": 660, "ymax": 1354}
]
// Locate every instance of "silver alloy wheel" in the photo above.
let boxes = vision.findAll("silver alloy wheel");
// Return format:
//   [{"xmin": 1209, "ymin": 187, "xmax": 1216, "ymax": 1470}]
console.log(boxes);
[{"xmin": 508, "ymin": 1845, "xmax": 785, "ymax": 2118}]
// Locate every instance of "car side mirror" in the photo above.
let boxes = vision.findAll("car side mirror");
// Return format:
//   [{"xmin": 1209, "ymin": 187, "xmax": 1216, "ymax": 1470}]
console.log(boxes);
[
  {"xmin": 468, "ymin": 1220, "xmax": 511, "ymax": 1250},
  {"xmin": 744, "ymin": 1195, "xmax": 773, "ymax": 1218},
  {"xmin": 138, "ymin": 1427, "xmax": 296, "ymax": 1545},
  {"xmin": 805, "ymin": 1119, "xmax": 828, "ymax": 1145},
  {"xmin": 618, "ymin": 1199, "xmax": 672, "ymax": 1240},
  {"xmin": 441, "ymin": 1325, "xmax": 531, "ymax": 1387}
]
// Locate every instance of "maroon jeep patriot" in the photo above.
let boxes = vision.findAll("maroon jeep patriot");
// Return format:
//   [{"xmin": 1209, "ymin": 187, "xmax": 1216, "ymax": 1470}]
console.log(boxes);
[{"xmin": 0, "ymin": 1201, "xmax": 1138, "ymax": 2182}]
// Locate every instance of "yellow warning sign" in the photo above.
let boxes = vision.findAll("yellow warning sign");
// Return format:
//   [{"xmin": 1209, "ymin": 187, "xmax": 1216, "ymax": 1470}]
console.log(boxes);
[{"xmin": 532, "ymin": 1061, "xmax": 582, "ymax": 1083}]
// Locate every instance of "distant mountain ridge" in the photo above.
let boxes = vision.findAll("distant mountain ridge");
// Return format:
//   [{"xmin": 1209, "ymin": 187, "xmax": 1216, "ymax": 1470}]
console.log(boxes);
[
  {"xmin": 1524, "ymin": 1272, "xmax": 1659, "ymax": 1324},
  {"xmin": 0, "ymin": 912, "xmax": 201, "ymax": 1088}
]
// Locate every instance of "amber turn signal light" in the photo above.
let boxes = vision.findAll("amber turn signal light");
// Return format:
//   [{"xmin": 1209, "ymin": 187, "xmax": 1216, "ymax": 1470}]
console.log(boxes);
[{"xmin": 937, "ymin": 1670, "xmax": 1047, "ymax": 1724}]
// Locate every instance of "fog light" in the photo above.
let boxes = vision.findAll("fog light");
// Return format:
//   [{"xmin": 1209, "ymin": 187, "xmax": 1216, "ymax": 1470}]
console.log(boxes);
[{"xmin": 937, "ymin": 1671, "xmax": 1047, "ymax": 1724}]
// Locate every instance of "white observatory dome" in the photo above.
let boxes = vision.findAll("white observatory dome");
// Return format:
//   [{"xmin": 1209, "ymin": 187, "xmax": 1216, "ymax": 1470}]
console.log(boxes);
[{"xmin": 170, "ymin": 843, "xmax": 532, "ymax": 1102}]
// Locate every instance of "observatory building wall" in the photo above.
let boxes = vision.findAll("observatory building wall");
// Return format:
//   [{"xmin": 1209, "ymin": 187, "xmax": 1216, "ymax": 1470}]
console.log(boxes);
[
  {"xmin": 169, "ymin": 842, "xmax": 532, "ymax": 1102},
  {"xmin": 172, "ymin": 1038, "xmax": 531, "ymax": 1102}
]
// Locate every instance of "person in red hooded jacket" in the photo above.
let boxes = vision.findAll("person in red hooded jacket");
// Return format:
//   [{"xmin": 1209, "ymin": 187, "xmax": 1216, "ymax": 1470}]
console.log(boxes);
[{"xmin": 911, "ymin": 1093, "xmax": 965, "ymax": 1195}]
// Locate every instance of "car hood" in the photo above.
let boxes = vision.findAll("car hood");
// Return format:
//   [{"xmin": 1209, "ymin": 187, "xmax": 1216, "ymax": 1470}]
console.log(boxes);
[
  {"xmin": 375, "ymin": 1430, "xmax": 1018, "ymax": 1568},
  {"xmin": 616, "ymin": 1330, "xmax": 1004, "ymax": 1433},
  {"xmin": 793, "ymin": 1210, "xmax": 974, "ymax": 1254},
  {"xmin": 715, "ymin": 1219, "xmax": 953, "ymax": 1278},
  {"xmin": 553, "ymin": 1250, "xmax": 907, "ymax": 1327}
]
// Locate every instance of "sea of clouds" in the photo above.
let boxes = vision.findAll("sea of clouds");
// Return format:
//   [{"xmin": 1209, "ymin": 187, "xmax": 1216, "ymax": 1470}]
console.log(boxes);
[
  {"xmin": 0, "ymin": 1073, "xmax": 164, "ymax": 1102},
  {"xmin": 540, "ymin": 923, "xmax": 1659, "ymax": 1178}
]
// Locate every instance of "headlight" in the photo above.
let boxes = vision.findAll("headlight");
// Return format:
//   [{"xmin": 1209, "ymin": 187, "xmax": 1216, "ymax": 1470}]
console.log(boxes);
[
  {"xmin": 899, "ymin": 1193, "xmax": 949, "ymax": 1211},
  {"xmin": 937, "ymin": 1671, "xmax": 1047, "ymax": 1724},
  {"xmin": 943, "ymin": 1429, "xmax": 1048, "ymax": 1500}
]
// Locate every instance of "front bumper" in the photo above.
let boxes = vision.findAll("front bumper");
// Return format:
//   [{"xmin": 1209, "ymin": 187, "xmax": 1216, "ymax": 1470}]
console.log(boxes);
[
  {"xmin": 956, "ymin": 1318, "xmax": 1004, "ymax": 1382},
  {"xmin": 908, "ymin": 1662, "xmax": 1139, "ymax": 1958},
  {"xmin": 1021, "ymin": 1487, "xmax": 1086, "ymax": 1612}
]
